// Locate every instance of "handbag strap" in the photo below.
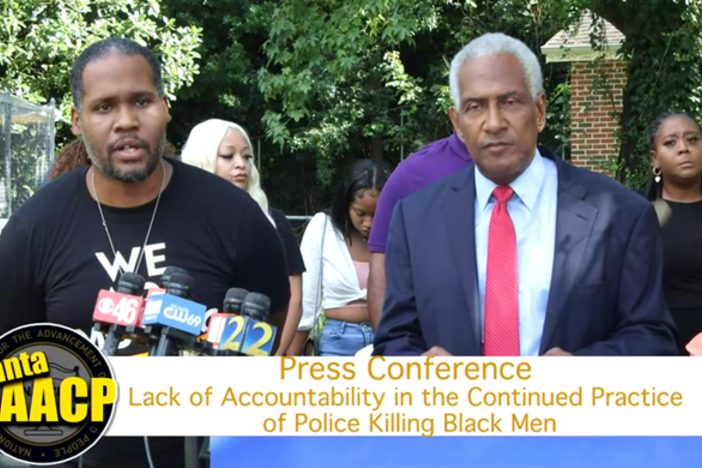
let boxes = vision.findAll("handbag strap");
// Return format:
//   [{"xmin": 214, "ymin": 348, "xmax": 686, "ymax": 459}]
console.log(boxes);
[
  {"xmin": 309, "ymin": 214, "xmax": 328, "ymax": 339},
  {"xmin": 652, "ymin": 198, "xmax": 673, "ymax": 227}
]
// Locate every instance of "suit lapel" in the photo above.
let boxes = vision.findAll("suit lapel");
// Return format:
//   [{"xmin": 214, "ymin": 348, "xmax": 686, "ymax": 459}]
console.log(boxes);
[
  {"xmin": 443, "ymin": 165, "xmax": 482, "ymax": 351},
  {"xmin": 540, "ymin": 158, "xmax": 597, "ymax": 353}
]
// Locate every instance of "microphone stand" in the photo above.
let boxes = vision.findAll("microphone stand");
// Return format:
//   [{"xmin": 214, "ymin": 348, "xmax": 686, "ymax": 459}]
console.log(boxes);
[
  {"xmin": 184, "ymin": 437, "xmax": 203, "ymax": 468},
  {"xmin": 145, "ymin": 326, "xmax": 205, "ymax": 468},
  {"xmin": 93, "ymin": 323, "xmax": 126, "ymax": 357}
]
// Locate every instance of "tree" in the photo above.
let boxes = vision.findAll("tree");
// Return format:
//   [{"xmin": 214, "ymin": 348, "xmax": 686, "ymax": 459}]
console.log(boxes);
[
  {"xmin": 0, "ymin": 0, "xmax": 203, "ymax": 130},
  {"xmin": 258, "ymin": 0, "xmax": 577, "ymax": 185},
  {"xmin": 0, "ymin": 0, "xmax": 202, "ymax": 215},
  {"xmin": 587, "ymin": 0, "xmax": 702, "ymax": 187},
  {"xmin": 160, "ymin": 0, "xmax": 275, "ymax": 148},
  {"xmin": 157, "ymin": 0, "xmax": 702, "ymax": 217},
  {"xmin": 257, "ymin": 0, "xmax": 444, "ymax": 185}
]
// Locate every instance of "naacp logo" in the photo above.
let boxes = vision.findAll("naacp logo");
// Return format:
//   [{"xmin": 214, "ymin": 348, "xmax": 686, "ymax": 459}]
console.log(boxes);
[{"xmin": 0, "ymin": 323, "xmax": 117, "ymax": 465}]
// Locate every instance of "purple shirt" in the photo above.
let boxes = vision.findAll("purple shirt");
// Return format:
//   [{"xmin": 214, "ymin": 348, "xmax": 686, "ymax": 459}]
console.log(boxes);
[{"xmin": 368, "ymin": 132, "xmax": 473, "ymax": 253}]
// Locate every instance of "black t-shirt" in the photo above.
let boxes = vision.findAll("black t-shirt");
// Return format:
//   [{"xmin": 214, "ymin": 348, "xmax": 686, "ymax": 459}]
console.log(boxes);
[
  {"xmin": 660, "ymin": 200, "xmax": 702, "ymax": 352},
  {"xmin": 0, "ymin": 157, "xmax": 290, "ymax": 467},
  {"xmin": 270, "ymin": 207, "xmax": 306, "ymax": 276}
]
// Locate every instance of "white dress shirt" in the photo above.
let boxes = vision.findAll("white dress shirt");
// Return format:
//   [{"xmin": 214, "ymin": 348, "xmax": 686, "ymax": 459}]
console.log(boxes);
[{"xmin": 474, "ymin": 149, "xmax": 559, "ymax": 355}]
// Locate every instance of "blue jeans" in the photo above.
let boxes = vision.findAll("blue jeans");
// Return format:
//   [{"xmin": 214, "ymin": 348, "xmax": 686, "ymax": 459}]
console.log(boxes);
[{"xmin": 318, "ymin": 319, "xmax": 374, "ymax": 357}]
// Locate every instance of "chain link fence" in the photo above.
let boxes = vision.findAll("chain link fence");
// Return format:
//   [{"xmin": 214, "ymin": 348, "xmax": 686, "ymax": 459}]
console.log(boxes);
[
  {"xmin": 0, "ymin": 91, "xmax": 57, "ymax": 222},
  {"xmin": 253, "ymin": 142, "xmax": 337, "ymax": 243}
]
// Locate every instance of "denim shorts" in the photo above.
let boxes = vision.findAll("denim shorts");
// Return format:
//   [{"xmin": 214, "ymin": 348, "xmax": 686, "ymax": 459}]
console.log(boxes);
[{"xmin": 318, "ymin": 319, "xmax": 375, "ymax": 357}]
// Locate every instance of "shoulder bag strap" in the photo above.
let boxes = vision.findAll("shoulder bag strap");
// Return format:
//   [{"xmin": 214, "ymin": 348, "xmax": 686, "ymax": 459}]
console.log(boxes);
[
  {"xmin": 652, "ymin": 198, "xmax": 673, "ymax": 227},
  {"xmin": 310, "ymin": 214, "xmax": 328, "ymax": 341}
]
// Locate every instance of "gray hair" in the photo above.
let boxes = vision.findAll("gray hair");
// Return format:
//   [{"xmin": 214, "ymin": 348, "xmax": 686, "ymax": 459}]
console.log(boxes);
[{"xmin": 449, "ymin": 33, "xmax": 544, "ymax": 109}]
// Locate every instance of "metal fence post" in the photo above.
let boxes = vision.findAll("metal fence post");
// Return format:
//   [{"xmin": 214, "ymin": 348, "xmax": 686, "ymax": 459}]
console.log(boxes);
[
  {"xmin": 48, "ymin": 98, "xmax": 56, "ymax": 163},
  {"xmin": 3, "ymin": 91, "xmax": 12, "ymax": 217}
]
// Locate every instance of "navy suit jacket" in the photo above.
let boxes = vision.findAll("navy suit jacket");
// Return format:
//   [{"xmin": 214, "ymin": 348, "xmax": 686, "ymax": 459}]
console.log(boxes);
[{"xmin": 373, "ymin": 147, "xmax": 679, "ymax": 356}]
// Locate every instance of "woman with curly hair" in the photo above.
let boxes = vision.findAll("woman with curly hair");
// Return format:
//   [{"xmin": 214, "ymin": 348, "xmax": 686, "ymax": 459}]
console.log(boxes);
[
  {"xmin": 645, "ymin": 111, "xmax": 702, "ymax": 355},
  {"xmin": 47, "ymin": 139, "xmax": 91, "ymax": 182}
]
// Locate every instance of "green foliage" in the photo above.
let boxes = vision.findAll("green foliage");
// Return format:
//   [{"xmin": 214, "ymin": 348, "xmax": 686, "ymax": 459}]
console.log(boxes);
[
  {"xmin": 572, "ymin": 0, "xmax": 702, "ymax": 188},
  {"xmin": 258, "ymin": 0, "xmax": 453, "ymax": 185},
  {"xmin": 256, "ymin": 0, "xmax": 580, "ymax": 185},
  {"xmin": 613, "ymin": 0, "xmax": 702, "ymax": 189},
  {"xmin": 546, "ymin": 80, "xmax": 572, "ymax": 159},
  {"xmin": 160, "ymin": 0, "xmax": 282, "ymax": 149},
  {"xmin": 5, "ymin": 0, "xmax": 697, "ymax": 217},
  {"xmin": 0, "ymin": 0, "xmax": 202, "ymax": 132}
]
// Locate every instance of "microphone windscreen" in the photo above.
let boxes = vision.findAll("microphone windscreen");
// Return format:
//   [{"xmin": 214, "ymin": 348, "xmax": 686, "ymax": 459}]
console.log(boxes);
[
  {"xmin": 223, "ymin": 288, "xmax": 249, "ymax": 313},
  {"xmin": 241, "ymin": 292, "xmax": 271, "ymax": 321},
  {"xmin": 159, "ymin": 266, "xmax": 188, "ymax": 288},
  {"xmin": 116, "ymin": 272, "xmax": 146, "ymax": 295},
  {"xmin": 166, "ymin": 272, "xmax": 195, "ymax": 299}
]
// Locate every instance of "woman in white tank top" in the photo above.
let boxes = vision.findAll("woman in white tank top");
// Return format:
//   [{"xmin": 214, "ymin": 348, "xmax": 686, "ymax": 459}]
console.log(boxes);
[{"xmin": 297, "ymin": 160, "xmax": 392, "ymax": 356}]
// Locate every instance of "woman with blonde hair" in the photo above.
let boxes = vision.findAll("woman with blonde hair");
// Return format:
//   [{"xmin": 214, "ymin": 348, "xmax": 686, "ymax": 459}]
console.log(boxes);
[{"xmin": 181, "ymin": 119, "xmax": 304, "ymax": 355}]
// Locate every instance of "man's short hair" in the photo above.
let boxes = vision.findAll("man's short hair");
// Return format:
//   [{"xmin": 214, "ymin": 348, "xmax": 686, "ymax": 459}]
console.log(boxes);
[
  {"xmin": 449, "ymin": 33, "xmax": 544, "ymax": 109},
  {"xmin": 70, "ymin": 38, "xmax": 165, "ymax": 111}
]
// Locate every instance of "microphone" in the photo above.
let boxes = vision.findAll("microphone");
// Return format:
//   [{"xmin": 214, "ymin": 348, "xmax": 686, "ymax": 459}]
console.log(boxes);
[
  {"xmin": 218, "ymin": 291, "xmax": 277, "ymax": 356},
  {"xmin": 240, "ymin": 292, "xmax": 277, "ymax": 356},
  {"xmin": 142, "ymin": 272, "xmax": 207, "ymax": 356},
  {"xmin": 204, "ymin": 288, "xmax": 249, "ymax": 354},
  {"xmin": 241, "ymin": 292, "xmax": 271, "ymax": 322},
  {"xmin": 145, "ymin": 265, "xmax": 188, "ymax": 300},
  {"xmin": 165, "ymin": 274, "xmax": 194, "ymax": 299},
  {"xmin": 122, "ymin": 266, "xmax": 189, "ymax": 350},
  {"xmin": 224, "ymin": 288, "xmax": 248, "ymax": 313},
  {"xmin": 205, "ymin": 313, "xmax": 234, "ymax": 349},
  {"xmin": 92, "ymin": 272, "xmax": 146, "ymax": 356},
  {"xmin": 159, "ymin": 266, "xmax": 188, "ymax": 288}
]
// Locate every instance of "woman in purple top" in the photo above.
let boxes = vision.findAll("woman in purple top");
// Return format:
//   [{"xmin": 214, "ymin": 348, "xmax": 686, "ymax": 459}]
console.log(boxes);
[{"xmin": 367, "ymin": 132, "xmax": 473, "ymax": 329}]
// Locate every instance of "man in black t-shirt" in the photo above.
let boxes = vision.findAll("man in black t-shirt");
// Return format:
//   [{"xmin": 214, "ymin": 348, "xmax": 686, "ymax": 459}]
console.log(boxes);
[{"xmin": 0, "ymin": 38, "xmax": 290, "ymax": 468}]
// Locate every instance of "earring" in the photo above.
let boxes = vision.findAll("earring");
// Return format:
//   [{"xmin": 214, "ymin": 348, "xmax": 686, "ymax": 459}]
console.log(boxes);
[{"xmin": 653, "ymin": 166, "xmax": 662, "ymax": 184}]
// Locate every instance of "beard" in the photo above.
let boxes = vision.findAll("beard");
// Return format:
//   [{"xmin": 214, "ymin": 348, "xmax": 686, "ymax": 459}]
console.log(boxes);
[{"xmin": 84, "ymin": 132, "xmax": 166, "ymax": 183}]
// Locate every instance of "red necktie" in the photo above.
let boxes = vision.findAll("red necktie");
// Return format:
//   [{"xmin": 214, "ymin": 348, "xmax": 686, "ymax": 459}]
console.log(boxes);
[{"xmin": 483, "ymin": 185, "xmax": 520, "ymax": 356}]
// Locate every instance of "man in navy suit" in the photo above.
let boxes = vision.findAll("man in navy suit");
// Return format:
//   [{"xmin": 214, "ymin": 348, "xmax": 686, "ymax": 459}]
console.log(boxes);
[{"xmin": 373, "ymin": 33, "xmax": 679, "ymax": 357}]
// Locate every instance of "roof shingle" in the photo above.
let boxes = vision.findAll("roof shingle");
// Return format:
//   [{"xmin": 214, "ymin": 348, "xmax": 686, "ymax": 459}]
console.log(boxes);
[{"xmin": 542, "ymin": 9, "xmax": 624, "ymax": 51}]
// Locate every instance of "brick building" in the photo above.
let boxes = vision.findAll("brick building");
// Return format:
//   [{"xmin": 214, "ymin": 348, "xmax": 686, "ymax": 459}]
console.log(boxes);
[{"xmin": 541, "ymin": 11, "xmax": 626, "ymax": 174}]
